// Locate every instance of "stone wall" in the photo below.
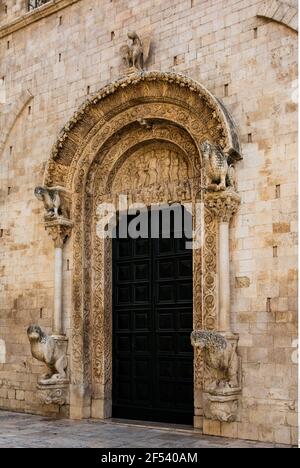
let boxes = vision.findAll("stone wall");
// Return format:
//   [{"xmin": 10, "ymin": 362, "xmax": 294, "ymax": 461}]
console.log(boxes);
[{"xmin": 0, "ymin": 0, "xmax": 298, "ymax": 443}]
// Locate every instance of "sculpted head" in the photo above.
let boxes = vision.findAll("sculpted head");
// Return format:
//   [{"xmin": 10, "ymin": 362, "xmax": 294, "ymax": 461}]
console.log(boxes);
[
  {"xmin": 27, "ymin": 325, "xmax": 44, "ymax": 342},
  {"xmin": 34, "ymin": 186, "xmax": 47, "ymax": 201},
  {"xmin": 191, "ymin": 331, "xmax": 207, "ymax": 349},
  {"xmin": 201, "ymin": 140, "xmax": 212, "ymax": 158},
  {"xmin": 128, "ymin": 31, "xmax": 138, "ymax": 41}
]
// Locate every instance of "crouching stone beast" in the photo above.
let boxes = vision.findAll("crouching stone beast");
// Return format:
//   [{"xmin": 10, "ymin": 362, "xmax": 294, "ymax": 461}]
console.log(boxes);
[{"xmin": 27, "ymin": 325, "xmax": 67, "ymax": 385}]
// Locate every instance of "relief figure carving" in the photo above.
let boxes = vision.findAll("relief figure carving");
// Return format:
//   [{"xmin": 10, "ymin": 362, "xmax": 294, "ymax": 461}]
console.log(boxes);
[
  {"xmin": 191, "ymin": 330, "xmax": 240, "ymax": 392},
  {"xmin": 147, "ymin": 156, "xmax": 158, "ymax": 185}
]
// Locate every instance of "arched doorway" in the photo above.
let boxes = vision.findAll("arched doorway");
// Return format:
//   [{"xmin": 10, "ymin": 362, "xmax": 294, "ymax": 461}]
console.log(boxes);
[
  {"xmin": 112, "ymin": 205, "xmax": 194, "ymax": 424},
  {"xmin": 42, "ymin": 71, "xmax": 241, "ymax": 424}
]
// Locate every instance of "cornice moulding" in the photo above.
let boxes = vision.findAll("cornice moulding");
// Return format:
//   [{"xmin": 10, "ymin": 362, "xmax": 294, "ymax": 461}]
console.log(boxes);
[{"xmin": 0, "ymin": 0, "xmax": 81, "ymax": 39}]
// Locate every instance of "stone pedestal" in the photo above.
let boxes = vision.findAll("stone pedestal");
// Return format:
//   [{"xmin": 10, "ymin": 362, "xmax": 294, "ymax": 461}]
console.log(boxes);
[
  {"xmin": 194, "ymin": 189, "xmax": 242, "ymax": 426},
  {"xmin": 203, "ymin": 391, "xmax": 240, "ymax": 423},
  {"xmin": 37, "ymin": 382, "xmax": 69, "ymax": 406}
]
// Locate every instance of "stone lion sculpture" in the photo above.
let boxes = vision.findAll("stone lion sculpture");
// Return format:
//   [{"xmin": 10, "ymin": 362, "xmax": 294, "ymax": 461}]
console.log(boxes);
[
  {"xmin": 27, "ymin": 325, "xmax": 67, "ymax": 385},
  {"xmin": 34, "ymin": 186, "xmax": 70, "ymax": 220},
  {"xmin": 191, "ymin": 330, "xmax": 239, "ymax": 390},
  {"xmin": 201, "ymin": 141, "xmax": 236, "ymax": 192}
]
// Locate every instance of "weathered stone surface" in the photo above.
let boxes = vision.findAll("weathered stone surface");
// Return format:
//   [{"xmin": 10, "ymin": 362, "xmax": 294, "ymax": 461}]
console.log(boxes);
[
  {"xmin": 0, "ymin": 411, "xmax": 291, "ymax": 448},
  {"xmin": 0, "ymin": 0, "xmax": 297, "ymax": 446},
  {"xmin": 235, "ymin": 277, "xmax": 251, "ymax": 289}
]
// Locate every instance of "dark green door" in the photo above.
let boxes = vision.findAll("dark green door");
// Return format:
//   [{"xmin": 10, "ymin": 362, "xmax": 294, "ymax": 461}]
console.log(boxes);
[{"xmin": 112, "ymin": 208, "xmax": 194, "ymax": 424}]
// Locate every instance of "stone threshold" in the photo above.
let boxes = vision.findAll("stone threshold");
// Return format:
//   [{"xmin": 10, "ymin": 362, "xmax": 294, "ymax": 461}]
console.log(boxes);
[
  {"xmin": 0, "ymin": 0, "xmax": 81, "ymax": 39},
  {"xmin": 101, "ymin": 418, "xmax": 202, "ymax": 435}
]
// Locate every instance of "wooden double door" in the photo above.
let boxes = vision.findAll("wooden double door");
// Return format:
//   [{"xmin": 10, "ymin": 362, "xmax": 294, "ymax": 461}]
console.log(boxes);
[{"xmin": 112, "ymin": 208, "xmax": 194, "ymax": 424}]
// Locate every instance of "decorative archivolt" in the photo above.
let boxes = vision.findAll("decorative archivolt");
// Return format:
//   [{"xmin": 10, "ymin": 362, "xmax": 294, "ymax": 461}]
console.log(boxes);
[
  {"xmin": 86, "ymin": 122, "xmax": 200, "ymax": 200},
  {"xmin": 44, "ymin": 72, "xmax": 241, "ymax": 191},
  {"xmin": 257, "ymin": 0, "xmax": 298, "ymax": 32}
]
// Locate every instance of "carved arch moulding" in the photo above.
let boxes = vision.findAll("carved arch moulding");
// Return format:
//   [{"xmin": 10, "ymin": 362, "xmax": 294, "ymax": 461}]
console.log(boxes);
[{"xmin": 40, "ymin": 71, "xmax": 242, "ymax": 422}]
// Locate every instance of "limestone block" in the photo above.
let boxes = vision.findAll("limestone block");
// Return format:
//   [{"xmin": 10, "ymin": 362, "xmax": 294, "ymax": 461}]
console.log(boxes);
[
  {"xmin": 203, "ymin": 419, "xmax": 221, "ymax": 436},
  {"xmin": 274, "ymin": 426, "xmax": 291, "ymax": 445},
  {"xmin": 0, "ymin": 340, "xmax": 6, "ymax": 364}
]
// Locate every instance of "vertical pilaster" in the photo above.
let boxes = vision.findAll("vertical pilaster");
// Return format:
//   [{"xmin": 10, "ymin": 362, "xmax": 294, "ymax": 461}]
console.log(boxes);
[{"xmin": 204, "ymin": 190, "xmax": 241, "ymax": 333}]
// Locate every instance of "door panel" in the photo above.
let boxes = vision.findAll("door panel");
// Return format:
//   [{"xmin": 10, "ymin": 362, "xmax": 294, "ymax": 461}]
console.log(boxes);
[{"xmin": 112, "ymin": 208, "xmax": 193, "ymax": 424}]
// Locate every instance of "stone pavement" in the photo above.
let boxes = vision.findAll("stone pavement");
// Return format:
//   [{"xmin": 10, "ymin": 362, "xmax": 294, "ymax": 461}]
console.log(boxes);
[{"xmin": 0, "ymin": 411, "xmax": 290, "ymax": 448}]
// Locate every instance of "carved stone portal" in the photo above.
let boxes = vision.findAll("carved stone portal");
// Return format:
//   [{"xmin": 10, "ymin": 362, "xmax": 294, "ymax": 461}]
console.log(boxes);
[{"xmin": 39, "ymin": 72, "xmax": 242, "ymax": 424}]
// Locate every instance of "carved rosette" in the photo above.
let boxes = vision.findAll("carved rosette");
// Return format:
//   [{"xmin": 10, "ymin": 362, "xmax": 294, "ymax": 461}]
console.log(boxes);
[
  {"xmin": 45, "ymin": 219, "xmax": 74, "ymax": 248},
  {"xmin": 204, "ymin": 190, "xmax": 241, "ymax": 223}
]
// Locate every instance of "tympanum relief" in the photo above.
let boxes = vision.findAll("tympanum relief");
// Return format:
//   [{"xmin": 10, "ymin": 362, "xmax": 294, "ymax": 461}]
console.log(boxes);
[{"xmin": 111, "ymin": 144, "xmax": 193, "ymax": 205}]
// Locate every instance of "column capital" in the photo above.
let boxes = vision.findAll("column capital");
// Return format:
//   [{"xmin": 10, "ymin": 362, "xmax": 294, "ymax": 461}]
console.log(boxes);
[
  {"xmin": 204, "ymin": 189, "xmax": 241, "ymax": 223},
  {"xmin": 45, "ymin": 219, "xmax": 74, "ymax": 248}
]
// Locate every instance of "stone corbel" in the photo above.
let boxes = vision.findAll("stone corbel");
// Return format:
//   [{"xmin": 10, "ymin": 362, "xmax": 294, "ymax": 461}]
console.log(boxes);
[
  {"xmin": 45, "ymin": 218, "xmax": 73, "ymax": 249},
  {"xmin": 204, "ymin": 189, "xmax": 241, "ymax": 224},
  {"xmin": 37, "ymin": 383, "xmax": 69, "ymax": 407}
]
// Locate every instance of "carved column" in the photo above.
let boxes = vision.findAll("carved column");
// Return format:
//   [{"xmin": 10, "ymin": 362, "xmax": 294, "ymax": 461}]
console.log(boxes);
[
  {"xmin": 204, "ymin": 190, "xmax": 241, "ymax": 333},
  {"xmin": 45, "ymin": 219, "xmax": 73, "ymax": 337},
  {"xmin": 30, "ymin": 187, "xmax": 72, "ymax": 407},
  {"xmin": 197, "ymin": 189, "xmax": 242, "ymax": 424}
]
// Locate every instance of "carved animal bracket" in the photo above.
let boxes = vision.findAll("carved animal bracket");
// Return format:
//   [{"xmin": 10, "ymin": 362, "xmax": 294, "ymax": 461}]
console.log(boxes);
[
  {"xmin": 34, "ymin": 186, "xmax": 71, "ymax": 221},
  {"xmin": 200, "ymin": 140, "xmax": 239, "ymax": 193}
]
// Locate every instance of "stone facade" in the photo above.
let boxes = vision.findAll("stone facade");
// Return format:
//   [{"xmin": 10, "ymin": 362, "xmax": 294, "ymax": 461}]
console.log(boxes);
[{"xmin": 0, "ymin": 0, "xmax": 298, "ymax": 445}]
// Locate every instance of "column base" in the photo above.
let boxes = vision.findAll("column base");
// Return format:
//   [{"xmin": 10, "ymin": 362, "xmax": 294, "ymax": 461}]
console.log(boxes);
[
  {"xmin": 91, "ymin": 398, "xmax": 112, "ymax": 419},
  {"xmin": 203, "ymin": 389, "xmax": 241, "ymax": 423},
  {"xmin": 37, "ymin": 382, "xmax": 69, "ymax": 406}
]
